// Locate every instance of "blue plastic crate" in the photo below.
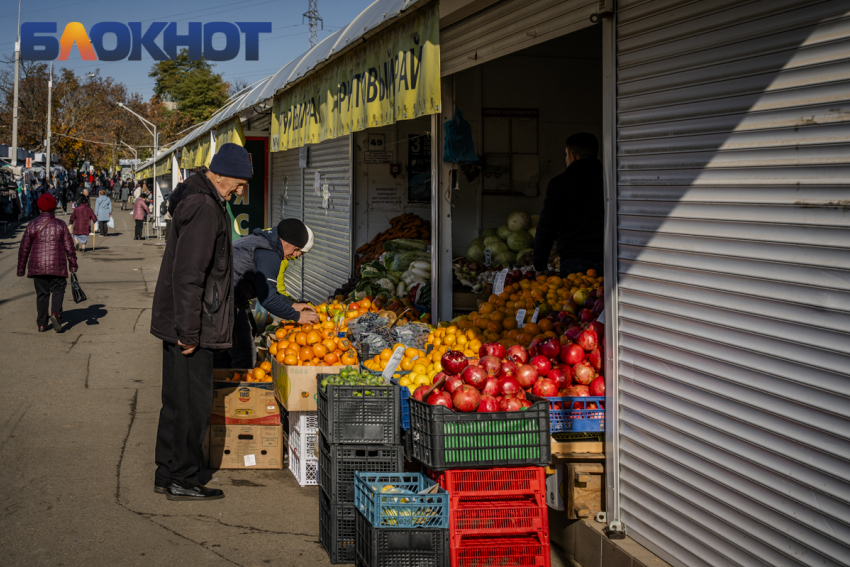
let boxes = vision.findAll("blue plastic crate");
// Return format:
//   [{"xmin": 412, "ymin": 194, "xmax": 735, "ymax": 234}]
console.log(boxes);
[
  {"xmin": 547, "ymin": 396, "xmax": 604, "ymax": 433},
  {"xmin": 354, "ymin": 472, "xmax": 449, "ymax": 529},
  {"xmin": 391, "ymin": 378, "xmax": 411, "ymax": 431}
]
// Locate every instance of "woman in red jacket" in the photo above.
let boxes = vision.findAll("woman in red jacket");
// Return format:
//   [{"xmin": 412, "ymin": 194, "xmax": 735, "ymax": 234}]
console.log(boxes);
[
  {"xmin": 17, "ymin": 194, "xmax": 78, "ymax": 332},
  {"xmin": 69, "ymin": 199, "xmax": 97, "ymax": 251}
]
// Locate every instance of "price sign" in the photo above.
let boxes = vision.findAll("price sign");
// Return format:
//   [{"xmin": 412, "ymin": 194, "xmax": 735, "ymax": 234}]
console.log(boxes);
[
  {"xmin": 382, "ymin": 346, "xmax": 406, "ymax": 381},
  {"xmin": 515, "ymin": 309, "xmax": 527, "ymax": 329},
  {"xmin": 492, "ymin": 269, "xmax": 509, "ymax": 295},
  {"xmin": 484, "ymin": 249, "xmax": 491, "ymax": 267},
  {"xmin": 530, "ymin": 307, "xmax": 539, "ymax": 324}
]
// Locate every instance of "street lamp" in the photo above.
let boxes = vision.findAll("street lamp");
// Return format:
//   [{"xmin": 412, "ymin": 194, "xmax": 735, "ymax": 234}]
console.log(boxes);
[
  {"xmin": 117, "ymin": 102, "xmax": 159, "ymax": 234},
  {"xmin": 11, "ymin": 0, "xmax": 22, "ymax": 166}
]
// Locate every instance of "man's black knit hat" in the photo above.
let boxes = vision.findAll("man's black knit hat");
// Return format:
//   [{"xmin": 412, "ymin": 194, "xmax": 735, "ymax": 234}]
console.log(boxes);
[{"xmin": 277, "ymin": 218, "xmax": 309, "ymax": 248}]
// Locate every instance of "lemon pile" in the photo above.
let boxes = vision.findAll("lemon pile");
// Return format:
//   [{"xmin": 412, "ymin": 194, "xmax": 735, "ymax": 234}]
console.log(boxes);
[{"xmin": 362, "ymin": 345, "xmax": 444, "ymax": 394}]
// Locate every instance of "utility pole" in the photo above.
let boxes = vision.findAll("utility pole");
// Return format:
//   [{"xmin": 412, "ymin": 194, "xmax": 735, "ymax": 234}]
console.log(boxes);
[
  {"xmin": 11, "ymin": 0, "xmax": 23, "ymax": 166},
  {"xmin": 303, "ymin": 0, "xmax": 323, "ymax": 48},
  {"xmin": 46, "ymin": 62, "xmax": 53, "ymax": 175}
]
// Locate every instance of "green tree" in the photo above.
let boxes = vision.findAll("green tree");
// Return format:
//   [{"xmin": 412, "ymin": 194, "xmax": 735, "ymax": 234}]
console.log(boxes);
[{"xmin": 149, "ymin": 50, "xmax": 229, "ymax": 124}]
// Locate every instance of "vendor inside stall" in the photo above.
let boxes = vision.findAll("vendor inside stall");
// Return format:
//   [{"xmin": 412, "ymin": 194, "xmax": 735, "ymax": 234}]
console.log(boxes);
[
  {"xmin": 533, "ymin": 132, "xmax": 604, "ymax": 277},
  {"xmin": 217, "ymin": 218, "xmax": 319, "ymax": 368}
]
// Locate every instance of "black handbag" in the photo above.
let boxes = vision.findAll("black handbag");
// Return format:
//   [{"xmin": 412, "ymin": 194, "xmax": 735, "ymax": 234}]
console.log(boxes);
[{"xmin": 71, "ymin": 273, "xmax": 87, "ymax": 304}]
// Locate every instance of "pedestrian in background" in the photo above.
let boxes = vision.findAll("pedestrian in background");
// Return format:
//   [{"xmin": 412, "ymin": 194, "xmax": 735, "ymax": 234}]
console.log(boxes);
[
  {"xmin": 120, "ymin": 181, "xmax": 130, "ymax": 210},
  {"xmin": 60, "ymin": 183, "xmax": 69, "ymax": 214},
  {"xmin": 150, "ymin": 143, "xmax": 251, "ymax": 501},
  {"xmin": 133, "ymin": 192, "xmax": 150, "ymax": 240},
  {"xmin": 17, "ymin": 194, "xmax": 78, "ymax": 332},
  {"xmin": 69, "ymin": 198, "xmax": 97, "ymax": 251},
  {"xmin": 95, "ymin": 189, "xmax": 112, "ymax": 237}
]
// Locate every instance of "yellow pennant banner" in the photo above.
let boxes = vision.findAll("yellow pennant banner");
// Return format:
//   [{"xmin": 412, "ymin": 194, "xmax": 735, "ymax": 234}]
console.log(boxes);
[
  {"xmin": 216, "ymin": 117, "xmax": 246, "ymax": 148},
  {"xmin": 271, "ymin": 3, "xmax": 440, "ymax": 151}
]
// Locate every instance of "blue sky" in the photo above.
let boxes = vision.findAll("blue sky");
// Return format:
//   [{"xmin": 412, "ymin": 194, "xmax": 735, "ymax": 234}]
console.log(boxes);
[{"xmin": 3, "ymin": 0, "xmax": 375, "ymax": 98}]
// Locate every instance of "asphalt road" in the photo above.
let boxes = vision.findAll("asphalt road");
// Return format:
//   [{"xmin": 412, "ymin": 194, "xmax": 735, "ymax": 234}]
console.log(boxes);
[{"xmin": 0, "ymin": 203, "xmax": 571, "ymax": 567}]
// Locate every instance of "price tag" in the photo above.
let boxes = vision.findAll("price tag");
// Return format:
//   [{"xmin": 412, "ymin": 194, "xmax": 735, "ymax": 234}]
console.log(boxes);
[
  {"xmin": 515, "ymin": 309, "xmax": 527, "ymax": 329},
  {"xmin": 484, "ymin": 249, "xmax": 491, "ymax": 267},
  {"xmin": 530, "ymin": 307, "xmax": 539, "ymax": 324},
  {"xmin": 382, "ymin": 346, "xmax": 406, "ymax": 381},
  {"xmin": 492, "ymin": 269, "xmax": 509, "ymax": 295}
]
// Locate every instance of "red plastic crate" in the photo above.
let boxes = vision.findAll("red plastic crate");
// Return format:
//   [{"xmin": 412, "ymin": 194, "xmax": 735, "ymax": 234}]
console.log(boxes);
[
  {"xmin": 450, "ymin": 533, "xmax": 551, "ymax": 567},
  {"xmin": 451, "ymin": 495, "xmax": 548, "ymax": 540},
  {"xmin": 427, "ymin": 466, "xmax": 546, "ymax": 499}
]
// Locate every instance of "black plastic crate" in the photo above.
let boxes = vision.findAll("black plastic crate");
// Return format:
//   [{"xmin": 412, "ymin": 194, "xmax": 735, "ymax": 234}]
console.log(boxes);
[
  {"xmin": 355, "ymin": 510, "xmax": 449, "ymax": 567},
  {"xmin": 401, "ymin": 428, "xmax": 414, "ymax": 462},
  {"xmin": 320, "ymin": 487, "xmax": 357, "ymax": 564},
  {"xmin": 317, "ymin": 375, "xmax": 400, "ymax": 445},
  {"xmin": 318, "ymin": 431, "xmax": 404, "ymax": 505},
  {"xmin": 409, "ymin": 395, "xmax": 551, "ymax": 471}
]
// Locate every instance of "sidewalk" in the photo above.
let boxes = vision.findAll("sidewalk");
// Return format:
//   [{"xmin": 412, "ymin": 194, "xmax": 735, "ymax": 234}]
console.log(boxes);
[{"xmin": 0, "ymin": 207, "xmax": 327, "ymax": 567}]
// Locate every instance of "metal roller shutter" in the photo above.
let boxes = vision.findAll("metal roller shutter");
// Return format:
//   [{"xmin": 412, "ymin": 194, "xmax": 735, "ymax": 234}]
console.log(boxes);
[
  {"xmin": 612, "ymin": 1, "xmax": 850, "ymax": 567},
  {"xmin": 302, "ymin": 136, "xmax": 353, "ymax": 304},
  {"xmin": 441, "ymin": 0, "xmax": 597, "ymax": 76},
  {"xmin": 271, "ymin": 149, "xmax": 304, "ymax": 301}
]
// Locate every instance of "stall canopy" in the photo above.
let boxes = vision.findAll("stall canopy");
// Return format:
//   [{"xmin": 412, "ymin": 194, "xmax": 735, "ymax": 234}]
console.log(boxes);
[{"xmin": 270, "ymin": 0, "xmax": 439, "ymax": 151}]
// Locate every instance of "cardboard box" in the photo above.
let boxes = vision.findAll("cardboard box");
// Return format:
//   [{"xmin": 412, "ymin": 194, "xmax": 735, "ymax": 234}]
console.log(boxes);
[
  {"xmin": 206, "ymin": 424, "xmax": 283, "ymax": 469},
  {"xmin": 211, "ymin": 369, "xmax": 280, "ymax": 426},
  {"xmin": 272, "ymin": 359, "xmax": 347, "ymax": 411}
]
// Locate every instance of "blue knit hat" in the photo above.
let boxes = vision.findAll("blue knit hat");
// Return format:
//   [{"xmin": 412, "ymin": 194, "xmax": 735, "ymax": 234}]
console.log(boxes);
[{"xmin": 209, "ymin": 143, "xmax": 253, "ymax": 179}]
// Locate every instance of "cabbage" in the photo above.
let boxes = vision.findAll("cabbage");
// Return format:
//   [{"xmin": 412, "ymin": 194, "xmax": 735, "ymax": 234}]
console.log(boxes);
[
  {"xmin": 516, "ymin": 248, "xmax": 534, "ymax": 266},
  {"xmin": 497, "ymin": 225, "xmax": 511, "ymax": 241},
  {"xmin": 481, "ymin": 228, "xmax": 499, "ymax": 240},
  {"xmin": 385, "ymin": 250, "xmax": 431, "ymax": 272},
  {"xmin": 483, "ymin": 235, "xmax": 502, "ymax": 247},
  {"xmin": 486, "ymin": 241, "xmax": 508, "ymax": 255},
  {"xmin": 527, "ymin": 227, "xmax": 536, "ymax": 239},
  {"xmin": 506, "ymin": 229, "xmax": 533, "ymax": 251},
  {"xmin": 507, "ymin": 211, "xmax": 532, "ymax": 231},
  {"xmin": 494, "ymin": 250, "xmax": 516, "ymax": 266},
  {"xmin": 466, "ymin": 243, "xmax": 485, "ymax": 263},
  {"xmin": 530, "ymin": 214, "xmax": 540, "ymax": 228},
  {"xmin": 469, "ymin": 237, "xmax": 484, "ymax": 249}
]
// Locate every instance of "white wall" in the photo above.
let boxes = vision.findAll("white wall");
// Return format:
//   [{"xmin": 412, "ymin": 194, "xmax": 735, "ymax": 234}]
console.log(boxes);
[
  {"xmin": 353, "ymin": 117, "xmax": 432, "ymax": 250},
  {"xmin": 450, "ymin": 33, "xmax": 603, "ymax": 254}
]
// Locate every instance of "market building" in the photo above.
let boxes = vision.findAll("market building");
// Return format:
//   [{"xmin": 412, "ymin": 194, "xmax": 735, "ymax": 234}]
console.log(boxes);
[{"xmin": 133, "ymin": 1, "xmax": 850, "ymax": 565}]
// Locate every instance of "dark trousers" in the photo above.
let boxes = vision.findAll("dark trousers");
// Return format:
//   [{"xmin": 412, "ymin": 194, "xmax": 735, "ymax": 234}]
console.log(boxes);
[
  {"xmin": 213, "ymin": 305, "xmax": 255, "ymax": 369},
  {"xmin": 155, "ymin": 341, "xmax": 214, "ymax": 488},
  {"xmin": 32, "ymin": 275, "xmax": 66, "ymax": 327},
  {"xmin": 135, "ymin": 219, "xmax": 143, "ymax": 239},
  {"xmin": 99, "ymin": 220, "xmax": 109, "ymax": 236}
]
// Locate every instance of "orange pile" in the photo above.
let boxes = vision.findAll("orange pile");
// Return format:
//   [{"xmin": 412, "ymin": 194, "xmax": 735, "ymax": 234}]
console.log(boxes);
[
  {"xmin": 225, "ymin": 361, "xmax": 274, "ymax": 382},
  {"xmin": 269, "ymin": 321, "xmax": 358, "ymax": 367}
]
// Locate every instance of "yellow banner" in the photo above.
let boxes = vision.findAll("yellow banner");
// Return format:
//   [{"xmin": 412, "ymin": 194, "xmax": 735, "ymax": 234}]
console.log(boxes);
[
  {"xmin": 216, "ymin": 117, "xmax": 246, "ymax": 148},
  {"xmin": 180, "ymin": 135, "xmax": 211, "ymax": 169},
  {"xmin": 156, "ymin": 154, "xmax": 172, "ymax": 175},
  {"xmin": 271, "ymin": 3, "xmax": 440, "ymax": 151}
]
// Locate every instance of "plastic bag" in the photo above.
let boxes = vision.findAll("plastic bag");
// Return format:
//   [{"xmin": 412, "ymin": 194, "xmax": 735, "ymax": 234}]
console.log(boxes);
[
  {"xmin": 392, "ymin": 322, "xmax": 431, "ymax": 350},
  {"xmin": 107, "ymin": 215, "xmax": 115, "ymax": 229},
  {"xmin": 383, "ymin": 239, "xmax": 428, "ymax": 252},
  {"xmin": 443, "ymin": 109, "xmax": 479, "ymax": 164}
]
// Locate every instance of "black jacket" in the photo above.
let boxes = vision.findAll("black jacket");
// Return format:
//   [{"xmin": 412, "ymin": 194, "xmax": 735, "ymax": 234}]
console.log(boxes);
[
  {"xmin": 232, "ymin": 228, "xmax": 299, "ymax": 321},
  {"xmin": 533, "ymin": 158, "xmax": 604, "ymax": 271},
  {"xmin": 150, "ymin": 173, "xmax": 234, "ymax": 349}
]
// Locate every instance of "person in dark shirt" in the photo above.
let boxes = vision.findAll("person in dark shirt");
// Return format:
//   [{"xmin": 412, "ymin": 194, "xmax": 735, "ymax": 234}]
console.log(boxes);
[{"xmin": 533, "ymin": 132, "xmax": 604, "ymax": 277}]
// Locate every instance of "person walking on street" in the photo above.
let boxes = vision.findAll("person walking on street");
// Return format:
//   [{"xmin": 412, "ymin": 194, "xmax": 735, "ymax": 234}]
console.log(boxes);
[
  {"xmin": 17, "ymin": 194, "xmax": 78, "ymax": 332},
  {"xmin": 133, "ymin": 182, "xmax": 142, "ymax": 201},
  {"xmin": 133, "ymin": 192, "xmax": 150, "ymax": 240},
  {"xmin": 150, "ymin": 143, "xmax": 251, "ymax": 501},
  {"xmin": 77, "ymin": 188, "xmax": 90, "ymax": 207},
  {"xmin": 60, "ymin": 184, "xmax": 69, "ymax": 214},
  {"xmin": 69, "ymin": 198, "xmax": 97, "ymax": 251},
  {"xmin": 94, "ymin": 190, "xmax": 112, "ymax": 237},
  {"xmin": 120, "ymin": 181, "xmax": 130, "ymax": 210}
]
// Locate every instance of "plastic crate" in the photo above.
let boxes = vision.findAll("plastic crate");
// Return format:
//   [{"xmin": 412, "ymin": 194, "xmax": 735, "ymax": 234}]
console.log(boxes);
[
  {"xmin": 286, "ymin": 427, "xmax": 318, "ymax": 487},
  {"xmin": 317, "ymin": 375, "xmax": 400, "ymax": 445},
  {"xmin": 547, "ymin": 396, "xmax": 604, "ymax": 433},
  {"xmin": 409, "ymin": 398, "xmax": 551, "ymax": 471},
  {"xmin": 390, "ymin": 378, "xmax": 411, "ymax": 431},
  {"xmin": 318, "ymin": 432, "xmax": 404, "ymax": 505},
  {"xmin": 425, "ymin": 467, "xmax": 546, "ymax": 499},
  {"xmin": 401, "ymin": 429, "xmax": 414, "ymax": 462},
  {"xmin": 289, "ymin": 410, "xmax": 318, "ymax": 434},
  {"xmin": 450, "ymin": 496, "xmax": 548, "ymax": 541},
  {"xmin": 319, "ymin": 488, "xmax": 357, "ymax": 564},
  {"xmin": 355, "ymin": 510, "xmax": 449, "ymax": 567},
  {"xmin": 450, "ymin": 533, "xmax": 551, "ymax": 567},
  {"xmin": 354, "ymin": 472, "xmax": 449, "ymax": 529}
]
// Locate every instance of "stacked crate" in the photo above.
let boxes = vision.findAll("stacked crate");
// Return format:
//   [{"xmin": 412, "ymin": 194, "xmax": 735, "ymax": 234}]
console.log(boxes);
[
  {"xmin": 317, "ymin": 376, "xmax": 404, "ymax": 564},
  {"xmin": 427, "ymin": 467, "xmax": 551, "ymax": 567},
  {"xmin": 287, "ymin": 411, "xmax": 318, "ymax": 486}
]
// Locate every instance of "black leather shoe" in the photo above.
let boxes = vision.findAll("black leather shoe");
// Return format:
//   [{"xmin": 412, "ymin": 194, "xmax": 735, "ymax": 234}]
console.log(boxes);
[
  {"xmin": 38, "ymin": 326, "xmax": 48, "ymax": 332},
  {"xmin": 166, "ymin": 483, "xmax": 224, "ymax": 501},
  {"xmin": 50, "ymin": 314, "xmax": 61, "ymax": 332},
  {"xmin": 154, "ymin": 485, "xmax": 167, "ymax": 494}
]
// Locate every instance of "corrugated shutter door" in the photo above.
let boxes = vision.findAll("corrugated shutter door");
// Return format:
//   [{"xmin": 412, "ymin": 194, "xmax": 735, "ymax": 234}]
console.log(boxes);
[
  {"xmin": 441, "ymin": 0, "xmax": 597, "ymax": 76},
  {"xmin": 271, "ymin": 149, "xmax": 304, "ymax": 301},
  {"xmin": 614, "ymin": 1, "xmax": 850, "ymax": 567},
  {"xmin": 302, "ymin": 136, "xmax": 352, "ymax": 304}
]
